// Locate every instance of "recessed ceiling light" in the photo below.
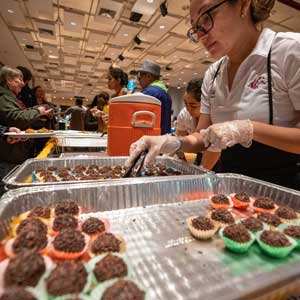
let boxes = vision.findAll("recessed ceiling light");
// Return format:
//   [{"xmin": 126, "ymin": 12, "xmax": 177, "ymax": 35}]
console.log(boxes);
[
  {"xmin": 62, "ymin": 97, "xmax": 64, "ymax": 99},
  {"xmin": 159, "ymin": 25, "xmax": 165, "ymax": 29},
  {"xmin": 123, "ymin": 33, "xmax": 129, "ymax": 37},
  {"xmin": 177, "ymin": 86, "xmax": 181, "ymax": 90},
  {"xmin": 184, "ymin": 82, "xmax": 187, "ymax": 84},
  {"xmin": 147, "ymin": 0, "xmax": 154, "ymax": 3},
  {"xmin": 53, "ymin": 96, "xmax": 56, "ymax": 99},
  {"xmin": 181, "ymin": 71, "xmax": 184, "ymax": 74},
  {"xmin": 70, "ymin": 21, "xmax": 77, "ymax": 26},
  {"xmin": 194, "ymin": 72, "xmax": 198, "ymax": 75},
  {"xmin": 179, "ymin": 78, "xmax": 182, "ymax": 81},
  {"xmin": 167, "ymin": 43, "xmax": 172, "ymax": 46},
  {"xmin": 49, "ymin": 55, "xmax": 58, "ymax": 59},
  {"xmin": 8, "ymin": 9, "xmax": 14, "ymax": 14}
]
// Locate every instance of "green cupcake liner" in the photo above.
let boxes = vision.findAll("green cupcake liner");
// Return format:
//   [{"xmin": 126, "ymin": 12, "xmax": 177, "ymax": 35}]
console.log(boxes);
[
  {"xmin": 219, "ymin": 228, "xmax": 255, "ymax": 254},
  {"xmin": 53, "ymin": 295, "xmax": 91, "ymax": 300},
  {"xmin": 90, "ymin": 278, "xmax": 148, "ymax": 300},
  {"xmin": 278, "ymin": 224, "xmax": 300, "ymax": 249},
  {"xmin": 256, "ymin": 231, "xmax": 297, "ymax": 258}
]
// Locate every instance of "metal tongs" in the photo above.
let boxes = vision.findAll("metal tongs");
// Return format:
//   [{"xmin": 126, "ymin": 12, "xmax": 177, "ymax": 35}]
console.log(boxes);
[{"xmin": 123, "ymin": 149, "xmax": 148, "ymax": 178}]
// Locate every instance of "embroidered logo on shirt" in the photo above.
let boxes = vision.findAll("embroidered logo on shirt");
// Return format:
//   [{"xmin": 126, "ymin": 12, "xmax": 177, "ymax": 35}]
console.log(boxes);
[{"xmin": 248, "ymin": 75, "xmax": 266, "ymax": 89}]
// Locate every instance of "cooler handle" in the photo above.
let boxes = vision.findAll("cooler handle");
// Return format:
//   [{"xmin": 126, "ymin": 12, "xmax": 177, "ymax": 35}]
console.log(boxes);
[{"xmin": 131, "ymin": 111, "xmax": 156, "ymax": 128}]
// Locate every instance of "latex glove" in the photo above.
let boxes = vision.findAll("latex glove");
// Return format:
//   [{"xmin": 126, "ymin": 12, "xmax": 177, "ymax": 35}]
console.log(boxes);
[
  {"xmin": 200, "ymin": 120, "xmax": 253, "ymax": 150},
  {"xmin": 126, "ymin": 135, "xmax": 181, "ymax": 166},
  {"xmin": 6, "ymin": 127, "xmax": 28, "ymax": 144}
]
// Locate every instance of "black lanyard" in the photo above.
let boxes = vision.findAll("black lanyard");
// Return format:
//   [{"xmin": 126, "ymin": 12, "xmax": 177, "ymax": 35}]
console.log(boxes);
[{"xmin": 211, "ymin": 41, "xmax": 274, "ymax": 125}]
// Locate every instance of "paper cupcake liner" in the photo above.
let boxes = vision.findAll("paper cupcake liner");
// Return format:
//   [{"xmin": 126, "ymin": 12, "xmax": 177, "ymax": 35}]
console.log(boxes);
[
  {"xmin": 90, "ymin": 278, "xmax": 148, "ymax": 300},
  {"xmin": 209, "ymin": 195, "xmax": 232, "ymax": 210},
  {"xmin": 256, "ymin": 231, "xmax": 297, "ymax": 258},
  {"xmin": 229, "ymin": 193, "xmax": 250, "ymax": 210},
  {"xmin": 186, "ymin": 216, "xmax": 219, "ymax": 240},
  {"xmin": 278, "ymin": 224, "xmax": 300, "ymax": 249},
  {"xmin": 252, "ymin": 206, "xmax": 275, "ymax": 214},
  {"xmin": 219, "ymin": 227, "xmax": 255, "ymax": 254},
  {"xmin": 238, "ymin": 219, "xmax": 270, "ymax": 237}
]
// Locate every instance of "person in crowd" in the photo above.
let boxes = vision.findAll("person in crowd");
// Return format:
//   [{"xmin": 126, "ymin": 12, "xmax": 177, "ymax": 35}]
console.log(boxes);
[
  {"xmin": 108, "ymin": 66, "xmax": 128, "ymax": 97},
  {"xmin": 16, "ymin": 66, "xmax": 35, "ymax": 108},
  {"xmin": 32, "ymin": 86, "xmax": 58, "ymax": 130},
  {"xmin": 0, "ymin": 66, "xmax": 52, "ymax": 194},
  {"xmin": 85, "ymin": 92, "xmax": 110, "ymax": 132},
  {"xmin": 128, "ymin": 0, "xmax": 300, "ymax": 190},
  {"xmin": 175, "ymin": 79, "xmax": 204, "ymax": 165},
  {"xmin": 65, "ymin": 98, "xmax": 86, "ymax": 130},
  {"xmin": 138, "ymin": 60, "xmax": 172, "ymax": 135}
]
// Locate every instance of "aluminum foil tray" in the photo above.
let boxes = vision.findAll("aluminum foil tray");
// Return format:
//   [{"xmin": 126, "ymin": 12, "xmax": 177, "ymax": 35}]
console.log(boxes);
[
  {"xmin": 2, "ymin": 156, "xmax": 210, "ymax": 189},
  {"xmin": 1, "ymin": 174, "xmax": 300, "ymax": 299}
]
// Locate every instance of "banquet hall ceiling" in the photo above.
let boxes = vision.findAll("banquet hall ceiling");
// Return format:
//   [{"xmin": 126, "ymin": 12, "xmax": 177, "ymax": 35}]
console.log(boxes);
[{"xmin": 0, "ymin": 0, "xmax": 299, "ymax": 102}]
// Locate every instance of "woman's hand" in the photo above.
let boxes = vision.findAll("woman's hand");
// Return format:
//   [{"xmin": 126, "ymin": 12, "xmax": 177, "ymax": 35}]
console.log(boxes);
[
  {"xmin": 38, "ymin": 106, "xmax": 53, "ymax": 116},
  {"xmin": 126, "ymin": 135, "xmax": 181, "ymax": 166},
  {"xmin": 200, "ymin": 120, "xmax": 253, "ymax": 150}
]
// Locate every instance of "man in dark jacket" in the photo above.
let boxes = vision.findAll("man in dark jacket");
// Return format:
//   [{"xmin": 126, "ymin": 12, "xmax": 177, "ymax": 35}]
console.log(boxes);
[{"xmin": 138, "ymin": 60, "xmax": 172, "ymax": 134}]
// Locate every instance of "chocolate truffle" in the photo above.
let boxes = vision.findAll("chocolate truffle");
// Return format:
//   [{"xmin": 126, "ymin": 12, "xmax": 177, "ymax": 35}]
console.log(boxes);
[
  {"xmin": 12, "ymin": 228, "xmax": 47, "ymax": 254},
  {"xmin": 257, "ymin": 213, "xmax": 281, "ymax": 227},
  {"xmin": 241, "ymin": 217, "xmax": 264, "ymax": 232},
  {"xmin": 91, "ymin": 233, "xmax": 121, "ymax": 254},
  {"xmin": 260, "ymin": 230, "xmax": 291, "ymax": 247},
  {"xmin": 234, "ymin": 192, "xmax": 250, "ymax": 203},
  {"xmin": 191, "ymin": 216, "xmax": 214, "ymax": 231},
  {"xmin": 211, "ymin": 194, "xmax": 230, "ymax": 205},
  {"xmin": 275, "ymin": 206, "xmax": 297, "ymax": 220},
  {"xmin": 46, "ymin": 260, "xmax": 87, "ymax": 296},
  {"xmin": 211, "ymin": 209, "xmax": 235, "ymax": 224},
  {"xmin": 94, "ymin": 254, "xmax": 128, "ymax": 282},
  {"xmin": 4, "ymin": 252, "xmax": 45, "ymax": 287},
  {"xmin": 102, "ymin": 279, "xmax": 145, "ymax": 300},
  {"xmin": 16, "ymin": 218, "xmax": 47, "ymax": 236},
  {"xmin": 52, "ymin": 214, "xmax": 78, "ymax": 232},
  {"xmin": 54, "ymin": 201, "xmax": 79, "ymax": 216},
  {"xmin": 53, "ymin": 229, "xmax": 85, "ymax": 253},
  {"xmin": 253, "ymin": 197, "xmax": 275, "ymax": 210},
  {"xmin": 283, "ymin": 225, "xmax": 300, "ymax": 239},
  {"xmin": 28, "ymin": 206, "xmax": 51, "ymax": 219},
  {"xmin": 82, "ymin": 217, "xmax": 105, "ymax": 235},
  {"xmin": 223, "ymin": 224, "xmax": 251, "ymax": 243},
  {"xmin": 0, "ymin": 288, "xmax": 36, "ymax": 300}
]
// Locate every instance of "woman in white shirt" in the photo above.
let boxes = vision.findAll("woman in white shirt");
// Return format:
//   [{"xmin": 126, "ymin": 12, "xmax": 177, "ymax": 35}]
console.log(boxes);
[
  {"xmin": 176, "ymin": 79, "xmax": 202, "ymax": 136},
  {"xmin": 127, "ymin": 0, "xmax": 300, "ymax": 189}
]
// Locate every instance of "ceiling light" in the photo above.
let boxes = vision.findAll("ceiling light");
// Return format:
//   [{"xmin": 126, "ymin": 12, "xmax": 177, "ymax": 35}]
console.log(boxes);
[
  {"xmin": 62, "ymin": 97, "xmax": 64, "ymax": 99},
  {"xmin": 167, "ymin": 43, "xmax": 172, "ymax": 46},
  {"xmin": 49, "ymin": 55, "xmax": 58, "ymax": 59},
  {"xmin": 70, "ymin": 21, "xmax": 77, "ymax": 26},
  {"xmin": 159, "ymin": 25, "xmax": 165, "ymax": 29},
  {"xmin": 194, "ymin": 72, "xmax": 198, "ymax": 75},
  {"xmin": 179, "ymin": 78, "xmax": 182, "ymax": 81},
  {"xmin": 8, "ymin": 9, "xmax": 14, "ymax": 14},
  {"xmin": 181, "ymin": 71, "xmax": 184, "ymax": 74},
  {"xmin": 123, "ymin": 33, "xmax": 129, "ymax": 37},
  {"xmin": 147, "ymin": 0, "xmax": 154, "ymax": 3},
  {"xmin": 177, "ymin": 86, "xmax": 181, "ymax": 90}
]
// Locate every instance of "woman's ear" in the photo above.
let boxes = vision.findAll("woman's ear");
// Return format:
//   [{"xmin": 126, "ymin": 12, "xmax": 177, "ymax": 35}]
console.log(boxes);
[{"xmin": 240, "ymin": 0, "xmax": 251, "ymax": 19}]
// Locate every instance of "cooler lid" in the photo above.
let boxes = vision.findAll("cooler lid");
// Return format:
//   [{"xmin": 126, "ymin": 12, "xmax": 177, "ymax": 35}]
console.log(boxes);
[{"xmin": 110, "ymin": 93, "xmax": 161, "ymax": 106}]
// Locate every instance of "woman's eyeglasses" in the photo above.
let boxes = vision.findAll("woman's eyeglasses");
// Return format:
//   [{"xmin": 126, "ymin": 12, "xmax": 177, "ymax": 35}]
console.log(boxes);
[{"xmin": 187, "ymin": 0, "xmax": 228, "ymax": 43}]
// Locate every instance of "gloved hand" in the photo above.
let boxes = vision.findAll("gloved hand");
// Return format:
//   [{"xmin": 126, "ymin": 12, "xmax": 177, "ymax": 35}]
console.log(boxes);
[
  {"xmin": 200, "ymin": 120, "xmax": 253, "ymax": 150},
  {"xmin": 126, "ymin": 135, "xmax": 181, "ymax": 166}
]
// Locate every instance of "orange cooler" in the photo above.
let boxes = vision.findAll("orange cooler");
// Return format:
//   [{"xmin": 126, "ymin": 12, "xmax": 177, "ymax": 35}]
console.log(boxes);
[{"xmin": 108, "ymin": 94, "xmax": 161, "ymax": 156}]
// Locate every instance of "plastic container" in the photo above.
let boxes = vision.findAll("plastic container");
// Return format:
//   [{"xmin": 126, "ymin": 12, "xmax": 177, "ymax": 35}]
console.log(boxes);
[{"xmin": 107, "ymin": 94, "xmax": 161, "ymax": 156}]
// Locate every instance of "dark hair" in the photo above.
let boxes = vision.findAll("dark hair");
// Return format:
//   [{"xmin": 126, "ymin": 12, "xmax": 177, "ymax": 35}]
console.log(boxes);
[
  {"xmin": 109, "ymin": 67, "xmax": 128, "ymax": 87},
  {"xmin": 186, "ymin": 79, "xmax": 203, "ymax": 102},
  {"xmin": 16, "ymin": 66, "xmax": 32, "ymax": 82},
  {"xmin": 32, "ymin": 85, "xmax": 42, "ymax": 95},
  {"xmin": 91, "ymin": 92, "xmax": 110, "ymax": 107},
  {"xmin": 75, "ymin": 98, "xmax": 83, "ymax": 106}
]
